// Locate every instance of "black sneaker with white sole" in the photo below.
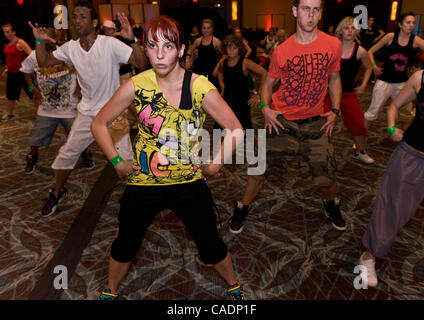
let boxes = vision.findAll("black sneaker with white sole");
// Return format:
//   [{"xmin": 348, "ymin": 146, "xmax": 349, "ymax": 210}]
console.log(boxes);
[
  {"xmin": 229, "ymin": 201, "xmax": 249, "ymax": 234},
  {"xmin": 42, "ymin": 187, "xmax": 68, "ymax": 217},
  {"xmin": 25, "ymin": 153, "xmax": 38, "ymax": 174},
  {"xmin": 323, "ymin": 199, "xmax": 347, "ymax": 231}
]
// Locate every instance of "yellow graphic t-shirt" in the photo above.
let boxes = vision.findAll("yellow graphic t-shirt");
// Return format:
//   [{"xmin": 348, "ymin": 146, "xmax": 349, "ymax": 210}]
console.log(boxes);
[{"xmin": 128, "ymin": 69, "xmax": 216, "ymax": 186}]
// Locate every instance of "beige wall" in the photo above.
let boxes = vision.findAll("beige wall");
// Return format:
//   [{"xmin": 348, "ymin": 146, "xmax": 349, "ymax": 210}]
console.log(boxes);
[
  {"xmin": 242, "ymin": 0, "xmax": 295, "ymax": 35},
  {"xmin": 402, "ymin": 0, "xmax": 424, "ymax": 13}
]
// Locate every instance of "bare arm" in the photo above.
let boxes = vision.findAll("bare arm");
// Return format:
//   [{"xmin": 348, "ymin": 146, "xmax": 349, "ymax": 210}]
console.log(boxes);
[
  {"xmin": 214, "ymin": 37, "xmax": 223, "ymax": 56},
  {"xmin": 23, "ymin": 72, "xmax": 40, "ymax": 108},
  {"xmin": 128, "ymin": 44, "xmax": 149, "ymax": 70},
  {"xmin": 201, "ymin": 89, "xmax": 244, "ymax": 176},
  {"xmin": 114, "ymin": 12, "xmax": 149, "ymax": 71},
  {"xmin": 17, "ymin": 39, "xmax": 32, "ymax": 55},
  {"xmin": 320, "ymin": 71, "xmax": 341, "ymax": 136},
  {"xmin": 260, "ymin": 75, "xmax": 286, "ymax": 134},
  {"xmin": 244, "ymin": 59, "xmax": 267, "ymax": 107},
  {"xmin": 413, "ymin": 36, "xmax": 424, "ymax": 51},
  {"xmin": 387, "ymin": 70, "xmax": 422, "ymax": 141},
  {"xmin": 215, "ymin": 59, "xmax": 225, "ymax": 95},
  {"xmin": 369, "ymin": 33, "xmax": 394, "ymax": 76},
  {"xmin": 91, "ymin": 80, "xmax": 140, "ymax": 178},
  {"xmin": 28, "ymin": 21, "xmax": 63, "ymax": 67},
  {"xmin": 355, "ymin": 46, "xmax": 373, "ymax": 96},
  {"xmin": 373, "ymin": 29, "xmax": 385, "ymax": 44},
  {"xmin": 243, "ymin": 39, "xmax": 252, "ymax": 58},
  {"xmin": 185, "ymin": 37, "xmax": 200, "ymax": 70}
]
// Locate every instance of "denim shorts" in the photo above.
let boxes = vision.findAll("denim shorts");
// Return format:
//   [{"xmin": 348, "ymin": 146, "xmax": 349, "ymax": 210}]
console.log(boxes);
[{"xmin": 29, "ymin": 115, "xmax": 75, "ymax": 147}]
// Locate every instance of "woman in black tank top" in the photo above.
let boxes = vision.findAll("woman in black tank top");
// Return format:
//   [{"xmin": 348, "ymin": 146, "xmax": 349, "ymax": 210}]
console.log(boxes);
[
  {"xmin": 214, "ymin": 34, "xmax": 267, "ymax": 130},
  {"xmin": 185, "ymin": 19, "xmax": 222, "ymax": 85},
  {"xmin": 359, "ymin": 70, "xmax": 424, "ymax": 288},
  {"xmin": 326, "ymin": 17, "xmax": 375, "ymax": 164},
  {"xmin": 364, "ymin": 13, "xmax": 424, "ymax": 131}
]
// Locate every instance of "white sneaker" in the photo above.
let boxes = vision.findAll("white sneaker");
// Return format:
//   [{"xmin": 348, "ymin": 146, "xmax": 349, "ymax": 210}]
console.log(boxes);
[
  {"xmin": 353, "ymin": 151, "xmax": 375, "ymax": 164},
  {"xmin": 359, "ymin": 253, "xmax": 378, "ymax": 287}
]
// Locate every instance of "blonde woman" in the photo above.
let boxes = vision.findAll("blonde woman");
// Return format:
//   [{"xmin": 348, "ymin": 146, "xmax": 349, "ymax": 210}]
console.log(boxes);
[{"xmin": 324, "ymin": 16, "xmax": 374, "ymax": 164}]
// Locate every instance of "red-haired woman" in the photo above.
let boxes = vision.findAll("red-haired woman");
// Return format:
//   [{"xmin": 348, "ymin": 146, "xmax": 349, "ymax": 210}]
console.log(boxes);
[{"xmin": 92, "ymin": 16, "xmax": 245, "ymax": 300}]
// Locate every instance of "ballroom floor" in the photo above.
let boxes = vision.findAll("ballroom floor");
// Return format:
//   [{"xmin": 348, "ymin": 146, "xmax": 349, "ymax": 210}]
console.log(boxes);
[{"xmin": 0, "ymin": 73, "xmax": 423, "ymax": 300}]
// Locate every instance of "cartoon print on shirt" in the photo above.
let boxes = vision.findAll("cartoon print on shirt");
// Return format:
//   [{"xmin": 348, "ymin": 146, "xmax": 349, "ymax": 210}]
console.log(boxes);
[{"xmin": 130, "ymin": 87, "xmax": 203, "ymax": 184}]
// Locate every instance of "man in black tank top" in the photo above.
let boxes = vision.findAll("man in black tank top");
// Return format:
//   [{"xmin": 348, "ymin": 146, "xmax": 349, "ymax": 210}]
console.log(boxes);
[
  {"xmin": 359, "ymin": 70, "xmax": 424, "ymax": 288},
  {"xmin": 364, "ymin": 13, "xmax": 424, "ymax": 132}
]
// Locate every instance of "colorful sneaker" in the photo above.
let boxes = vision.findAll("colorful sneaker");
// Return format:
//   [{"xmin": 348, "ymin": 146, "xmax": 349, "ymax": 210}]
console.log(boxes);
[
  {"xmin": 353, "ymin": 150, "xmax": 375, "ymax": 164},
  {"xmin": 359, "ymin": 252, "xmax": 378, "ymax": 287},
  {"xmin": 229, "ymin": 201, "xmax": 249, "ymax": 234},
  {"xmin": 25, "ymin": 153, "xmax": 38, "ymax": 174},
  {"xmin": 323, "ymin": 199, "xmax": 347, "ymax": 231},
  {"xmin": 226, "ymin": 282, "xmax": 245, "ymax": 300},
  {"xmin": 0, "ymin": 114, "xmax": 14, "ymax": 123},
  {"xmin": 99, "ymin": 289, "xmax": 119, "ymax": 300},
  {"xmin": 42, "ymin": 187, "xmax": 68, "ymax": 217},
  {"xmin": 81, "ymin": 151, "xmax": 95, "ymax": 170}
]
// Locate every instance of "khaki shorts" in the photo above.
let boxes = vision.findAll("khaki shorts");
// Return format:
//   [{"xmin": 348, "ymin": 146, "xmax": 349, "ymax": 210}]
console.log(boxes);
[{"xmin": 250, "ymin": 115, "xmax": 337, "ymax": 187}]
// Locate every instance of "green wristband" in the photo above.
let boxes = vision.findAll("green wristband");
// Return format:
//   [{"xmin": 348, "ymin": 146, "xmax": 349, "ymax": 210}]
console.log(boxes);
[
  {"xmin": 387, "ymin": 125, "xmax": 397, "ymax": 136},
  {"xmin": 258, "ymin": 102, "xmax": 269, "ymax": 111},
  {"xmin": 28, "ymin": 83, "xmax": 35, "ymax": 92},
  {"xmin": 35, "ymin": 39, "xmax": 45, "ymax": 45},
  {"xmin": 109, "ymin": 155, "xmax": 123, "ymax": 167}
]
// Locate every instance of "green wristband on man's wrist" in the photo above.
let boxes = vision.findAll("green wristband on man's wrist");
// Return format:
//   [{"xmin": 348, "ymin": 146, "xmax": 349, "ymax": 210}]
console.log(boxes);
[
  {"xmin": 28, "ymin": 83, "xmax": 35, "ymax": 92},
  {"xmin": 35, "ymin": 39, "xmax": 45, "ymax": 45},
  {"xmin": 258, "ymin": 102, "xmax": 269, "ymax": 111},
  {"xmin": 387, "ymin": 125, "xmax": 397, "ymax": 136},
  {"xmin": 110, "ymin": 155, "xmax": 123, "ymax": 167}
]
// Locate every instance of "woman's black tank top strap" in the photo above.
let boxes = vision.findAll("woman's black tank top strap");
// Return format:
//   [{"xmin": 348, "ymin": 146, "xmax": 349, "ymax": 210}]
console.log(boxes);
[
  {"xmin": 340, "ymin": 43, "xmax": 361, "ymax": 93},
  {"xmin": 179, "ymin": 70, "xmax": 193, "ymax": 109},
  {"xmin": 380, "ymin": 32, "xmax": 415, "ymax": 83},
  {"xmin": 193, "ymin": 37, "xmax": 218, "ymax": 78},
  {"xmin": 403, "ymin": 71, "xmax": 424, "ymax": 152}
]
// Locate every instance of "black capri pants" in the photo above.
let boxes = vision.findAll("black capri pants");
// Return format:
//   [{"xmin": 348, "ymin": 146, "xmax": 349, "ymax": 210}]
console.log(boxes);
[
  {"xmin": 111, "ymin": 179, "xmax": 228, "ymax": 265},
  {"xmin": 6, "ymin": 72, "xmax": 32, "ymax": 101}
]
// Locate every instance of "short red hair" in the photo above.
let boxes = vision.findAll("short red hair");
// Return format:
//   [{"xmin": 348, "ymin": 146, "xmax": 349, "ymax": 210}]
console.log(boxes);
[{"xmin": 143, "ymin": 16, "xmax": 185, "ymax": 67}]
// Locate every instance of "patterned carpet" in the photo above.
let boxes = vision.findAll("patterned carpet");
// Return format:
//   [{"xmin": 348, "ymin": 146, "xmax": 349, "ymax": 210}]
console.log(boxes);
[{"xmin": 0, "ymin": 75, "xmax": 423, "ymax": 300}]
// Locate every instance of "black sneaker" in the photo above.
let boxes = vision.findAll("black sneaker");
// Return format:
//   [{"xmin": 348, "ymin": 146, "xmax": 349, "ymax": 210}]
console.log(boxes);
[
  {"xmin": 323, "ymin": 199, "xmax": 347, "ymax": 231},
  {"xmin": 226, "ymin": 282, "xmax": 245, "ymax": 300},
  {"xmin": 42, "ymin": 187, "xmax": 68, "ymax": 217},
  {"xmin": 229, "ymin": 201, "xmax": 249, "ymax": 234},
  {"xmin": 81, "ymin": 151, "xmax": 95, "ymax": 170},
  {"xmin": 25, "ymin": 153, "xmax": 38, "ymax": 174}
]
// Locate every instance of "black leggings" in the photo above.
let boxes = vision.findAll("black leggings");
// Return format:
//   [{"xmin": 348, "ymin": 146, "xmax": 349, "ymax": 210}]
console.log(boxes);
[{"xmin": 111, "ymin": 179, "xmax": 228, "ymax": 265}]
